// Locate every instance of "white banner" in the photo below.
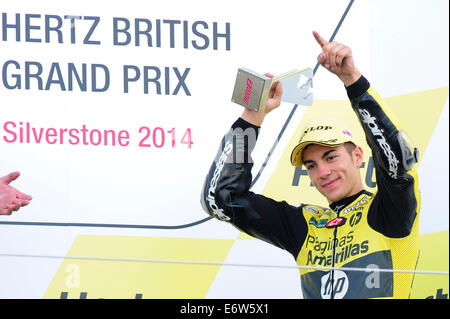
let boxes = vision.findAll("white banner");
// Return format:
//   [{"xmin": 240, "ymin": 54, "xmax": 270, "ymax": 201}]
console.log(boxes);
[{"xmin": 0, "ymin": 0, "xmax": 447, "ymax": 299}]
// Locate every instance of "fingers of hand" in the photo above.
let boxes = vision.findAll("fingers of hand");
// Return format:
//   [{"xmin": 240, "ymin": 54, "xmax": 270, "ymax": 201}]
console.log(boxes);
[
  {"xmin": 274, "ymin": 81, "xmax": 283, "ymax": 99},
  {"xmin": 319, "ymin": 42, "xmax": 351, "ymax": 72},
  {"xmin": 317, "ymin": 52, "xmax": 327, "ymax": 64},
  {"xmin": 16, "ymin": 192, "xmax": 32, "ymax": 201},
  {"xmin": 268, "ymin": 81, "xmax": 282, "ymax": 100},
  {"xmin": 266, "ymin": 72, "xmax": 278, "ymax": 100},
  {"xmin": 0, "ymin": 195, "xmax": 30, "ymax": 214},
  {"xmin": 334, "ymin": 45, "xmax": 352, "ymax": 70},
  {"xmin": 13, "ymin": 195, "xmax": 30, "ymax": 207},
  {"xmin": 11, "ymin": 202, "xmax": 21, "ymax": 211},
  {"xmin": 265, "ymin": 82, "xmax": 282, "ymax": 113},
  {"xmin": 0, "ymin": 171, "xmax": 20, "ymax": 185},
  {"xmin": 0, "ymin": 208, "xmax": 11, "ymax": 215},
  {"xmin": 17, "ymin": 199, "xmax": 30, "ymax": 207},
  {"xmin": 0, "ymin": 202, "xmax": 16, "ymax": 215},
  {"xmin": 313, "ymin": 31, "xmax": 328, "ymax": 48}
]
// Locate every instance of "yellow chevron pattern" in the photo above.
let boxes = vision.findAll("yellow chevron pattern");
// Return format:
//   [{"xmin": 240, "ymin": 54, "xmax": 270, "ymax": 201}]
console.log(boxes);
[{"xmin": 44, "ymin": 235, "xmax": 235, "ymax": 298}]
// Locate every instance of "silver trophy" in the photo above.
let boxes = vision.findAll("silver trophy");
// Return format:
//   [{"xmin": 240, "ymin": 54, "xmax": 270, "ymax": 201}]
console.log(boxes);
[{"xmin": 231, "ymin": 67, "xmax": 313, "ymax": 112}]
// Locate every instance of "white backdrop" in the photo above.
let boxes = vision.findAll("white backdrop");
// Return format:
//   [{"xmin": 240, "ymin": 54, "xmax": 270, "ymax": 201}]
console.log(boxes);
[{"xmin": 0, "ymin": 0, "xmax": 448, "ymax": 299}]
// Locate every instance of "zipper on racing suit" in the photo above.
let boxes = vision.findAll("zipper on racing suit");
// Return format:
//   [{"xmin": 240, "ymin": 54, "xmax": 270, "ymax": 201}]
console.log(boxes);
[
  {"xmin": 327, "ymin": 210, "xmax": 344, "ymax": 299},
  {"xmin": 330, "ymin": 212, "xmax": 339, "ymax": 300}
]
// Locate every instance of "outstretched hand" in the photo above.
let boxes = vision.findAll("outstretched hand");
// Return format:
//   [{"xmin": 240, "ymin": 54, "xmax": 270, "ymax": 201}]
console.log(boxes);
[
  {"xmin": 313, "ymin": 31, "xmax": 361, "ymax": 86},
  {"xmin": 0, "ymin": 172, "xmax": 32, "ymax": 215}
]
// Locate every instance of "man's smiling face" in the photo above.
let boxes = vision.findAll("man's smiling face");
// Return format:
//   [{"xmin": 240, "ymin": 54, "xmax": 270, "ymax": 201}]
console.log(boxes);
[{"xmin": 302, "ymin": 143, "xmax": 364, "ymax": 204}]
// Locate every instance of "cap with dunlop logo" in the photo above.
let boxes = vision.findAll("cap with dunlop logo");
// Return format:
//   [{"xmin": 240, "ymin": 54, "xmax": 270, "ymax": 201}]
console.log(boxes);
[{"xmin": 290, "ymin": 118, "xmax": 356, "ymax": 167}]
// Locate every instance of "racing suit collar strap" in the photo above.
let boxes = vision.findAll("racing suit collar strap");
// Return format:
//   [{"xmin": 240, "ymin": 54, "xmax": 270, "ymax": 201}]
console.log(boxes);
[{"xmin": 330, "ymin": 189, "xmax": 369, "ymax": 213}]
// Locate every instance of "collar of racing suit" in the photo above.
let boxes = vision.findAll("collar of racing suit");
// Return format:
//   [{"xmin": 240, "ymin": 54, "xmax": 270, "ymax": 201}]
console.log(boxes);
[{"xmin": 329, "ymin": 189, "xmax": 370, "ymax": 213}]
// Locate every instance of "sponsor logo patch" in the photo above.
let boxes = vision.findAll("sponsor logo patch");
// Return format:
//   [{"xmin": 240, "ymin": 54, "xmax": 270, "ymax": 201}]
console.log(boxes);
[{"xmin": 325, "ymin": 217, "xmax": 347, "ymax": 228}]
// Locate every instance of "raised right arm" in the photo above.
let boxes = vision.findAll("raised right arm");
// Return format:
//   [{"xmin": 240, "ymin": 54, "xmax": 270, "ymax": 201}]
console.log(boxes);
[{"xmin": 200, "ymin": 105, "xmax": 308, "ymax": 257}]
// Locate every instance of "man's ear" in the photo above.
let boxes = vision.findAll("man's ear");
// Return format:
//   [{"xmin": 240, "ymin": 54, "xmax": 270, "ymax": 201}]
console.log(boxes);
[{"xmin": 353, "ymin": 146, "xmax": 364, "ymax": 168}]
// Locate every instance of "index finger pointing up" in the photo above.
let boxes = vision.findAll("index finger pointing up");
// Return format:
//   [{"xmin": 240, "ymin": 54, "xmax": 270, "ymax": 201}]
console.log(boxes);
[{"xmin": 313, "ymin": 31, "xmax": 328, "ymax": 48}]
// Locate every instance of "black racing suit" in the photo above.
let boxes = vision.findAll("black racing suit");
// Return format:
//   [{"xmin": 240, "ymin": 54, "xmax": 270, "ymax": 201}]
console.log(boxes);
[{"xmin": 200, "ymin": 76, "xmax": 420, "ymax": 299}]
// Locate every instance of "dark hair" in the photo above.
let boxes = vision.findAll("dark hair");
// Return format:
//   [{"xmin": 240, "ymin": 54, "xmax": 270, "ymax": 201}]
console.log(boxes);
[{"xmin": 343, "ymin": 142, "xmax": 356, "ymax": 155}]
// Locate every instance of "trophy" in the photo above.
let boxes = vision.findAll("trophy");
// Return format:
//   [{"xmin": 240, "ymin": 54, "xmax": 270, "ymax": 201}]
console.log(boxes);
[{"xmin": 231, "ymin": 67, "xmax": 313, "ymax": 112}]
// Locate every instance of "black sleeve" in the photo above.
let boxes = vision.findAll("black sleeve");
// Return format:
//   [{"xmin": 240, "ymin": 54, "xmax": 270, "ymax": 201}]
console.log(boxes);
[
  {"xmin": 347, "ymin": 76, "xmax": 420, "ymax": 238},
  {"xmin": 200, "ymin": 118, "xmax": 307, "ymax": 258}
]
